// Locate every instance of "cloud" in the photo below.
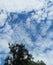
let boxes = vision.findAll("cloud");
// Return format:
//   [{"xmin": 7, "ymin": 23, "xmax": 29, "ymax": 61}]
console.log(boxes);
[
  {"xmin": 0, "ymin": 0, "xmax": 53, "ymax": 65},
  {"xmin": 0, "ymin": 12, "xmax": 13, "ymax": 53},
  {"xmin": 0, "ymin": 39, "xmax": 9, "ymax": 53},
  {"xmin": 0, "ymin": 0, "xmax": 45, "ymax": 12},
  {"xmin": 8, "ymin": 10, "xmax": 53, "ymax": 65},
  {"xmin": 0, "ymin": 10, "xmax": 7, "ymax": 27}
]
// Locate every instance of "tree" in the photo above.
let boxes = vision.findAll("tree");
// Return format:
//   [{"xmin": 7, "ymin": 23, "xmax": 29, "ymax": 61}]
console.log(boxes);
[
  {"xmin": 4, "ymin": 43, "xmax": 33, "ymax": 65},
  {"xmin": 4, "ymin": 43, "xmax": 46, "ymax": 65},
  {"xmin": 36, "ymin": 60, "xmax": 46, "ymax": 65}
]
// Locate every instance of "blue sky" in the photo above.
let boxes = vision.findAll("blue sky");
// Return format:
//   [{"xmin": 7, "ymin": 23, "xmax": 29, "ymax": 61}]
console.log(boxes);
[{"xmin": 0, "ymin": 0, "xmax": 53, "ymax": 65}]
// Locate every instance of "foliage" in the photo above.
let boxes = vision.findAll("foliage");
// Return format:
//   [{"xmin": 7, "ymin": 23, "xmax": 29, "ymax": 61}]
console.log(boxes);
[{"xmin": 4, "ymin": 43, "xmax": 46, "ymax": 65}]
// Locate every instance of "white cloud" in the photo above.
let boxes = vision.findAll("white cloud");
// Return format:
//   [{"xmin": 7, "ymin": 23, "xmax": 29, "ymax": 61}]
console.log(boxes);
[
  {"xmin": 0, "ymin": 10, "xmax": 7, "ymax": 26},
  {"xmin": 0, "ymin": 12, "xmax": 13, "ymax": 53},
  {"xmin": 0, "ymin": 39, "xmax": 9, "ymax": 53},
  {"xmin": 0, "ymin": 0, "xmax": 45, "ymax": 12},
  {"xmin": 8, "ymin": 13, "xmax": 53, "ymax": 65},
  {"xmin": 31, "ymin": 38, "xmax": 53, "ymax": 65},
  {"xmin": 0, "ymin": 0, "xmax": 53, "ymax": 65}
]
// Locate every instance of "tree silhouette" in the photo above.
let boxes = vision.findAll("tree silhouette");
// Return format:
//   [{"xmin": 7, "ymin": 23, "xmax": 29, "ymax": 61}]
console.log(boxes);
[
  {"xmin": 36, "ymin": 60, "xmax": 46, "ymax": 65},
  {"xmin": 4, "ymin": 43, "xmax": 46, "ymax": 65},
  {"xmin": 4, "ymin": 43, "xmax": 33, "ymax": 65}
]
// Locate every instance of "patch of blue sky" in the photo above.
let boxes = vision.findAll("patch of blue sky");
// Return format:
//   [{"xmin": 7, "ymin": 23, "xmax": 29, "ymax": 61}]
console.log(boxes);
[
  {"xmin": 48, "ymin": 22, "xmax": 53, "ymax": 31},
  {"xmin": 43, "ymin": 48, "xmax": 52, "ymax": 53}
]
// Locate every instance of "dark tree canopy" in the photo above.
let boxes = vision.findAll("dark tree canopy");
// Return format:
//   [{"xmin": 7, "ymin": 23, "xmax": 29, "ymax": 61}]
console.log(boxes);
[
  {"xmin": 36, "ymin": 60, "xmax": 46, "ymax": 65},
  {"xmin": 4, "ymin": 43, "xmax": 46, "ymax": 65},
  {"xmin": 4, "ymin": 43, "xmax": 33, "ymax": 65}
]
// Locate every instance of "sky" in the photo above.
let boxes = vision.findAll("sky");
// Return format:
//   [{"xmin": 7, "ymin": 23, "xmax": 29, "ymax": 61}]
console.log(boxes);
[{"xmin": 0, "ymin": 0, "xmax": 53, "ymax": 65}]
